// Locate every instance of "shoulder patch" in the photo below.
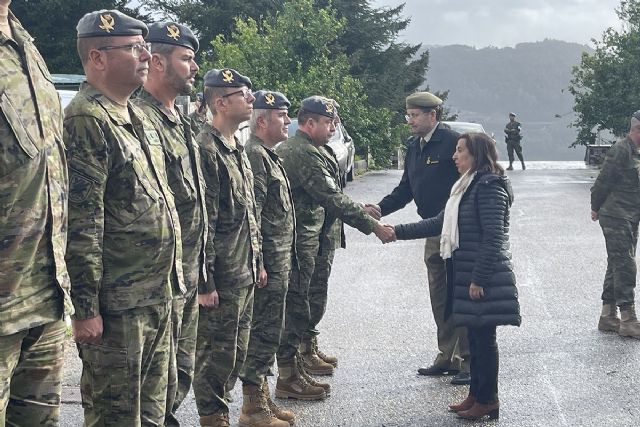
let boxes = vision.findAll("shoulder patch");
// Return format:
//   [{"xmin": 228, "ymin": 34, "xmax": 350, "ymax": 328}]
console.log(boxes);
[{"xmin": 68, "ymin": 170, "xmax": 95, "ymax": 204}]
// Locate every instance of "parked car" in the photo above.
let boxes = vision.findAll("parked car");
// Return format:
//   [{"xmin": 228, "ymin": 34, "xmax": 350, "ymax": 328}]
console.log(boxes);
[
  {"xmin": 441, "ymin": 121, "xmax": 494, "ymax": 139},
  {"xmin": 53, "ymin": 74, "xmax": 84, "ymax": 110},
  {"xmin": 288, "ymin": 118, "xmax": 355, "ymax": 186},
  {"xmin": 57, "ymin": 89, "xmax": 77, "ymax": 109}
]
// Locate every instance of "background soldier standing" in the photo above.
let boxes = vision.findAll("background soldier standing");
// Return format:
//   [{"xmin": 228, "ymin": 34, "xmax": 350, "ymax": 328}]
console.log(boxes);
[
  {"xmin": 190, "ymin": 92, "xmax": 208, "ymax": 135},
  {"xmin": 193, "ymin": 68, "xmax": 264, "ymax": 427},
  {"xmin": 275, "ymin": 96, "xmax": 394, "ymax": 399},
  {"xmin": 369, "ymin": 91, "xmax": 470, "ymax": 385},
  {"xmin": 0, "ymin": 1, "xmax": 74, "ymax": 424},
  {"xmin": 134, "ymin": 22, "xmax": 207, "ymax": 425},
  {"xmin": 238, "ymin": 90, "xmax": 296, "ymax": 427},
  {"xmin": 504, "ymin": 112, "xmax": 525, "ymax": 170},
  {"xmin": 65, "ymin": 10, "xmax": 183, "ymax": 425},
  {"xmin": 591, "ymin": 110, "xmax": 640, "ymax": 339}
]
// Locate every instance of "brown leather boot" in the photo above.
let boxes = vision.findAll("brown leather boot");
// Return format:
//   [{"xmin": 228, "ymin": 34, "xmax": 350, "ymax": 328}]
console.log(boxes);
[
  {"xmin": 263, "ymin": 380, "xmax": 296, "ymax": 425},
  {"xmin": 300, "ymin": 339, "xmax": 334, "ymax": 375},
  {"xmin": 275, "ymin": 358, "xmax": 326, "ymax": 400},
  {"xmin": 619, "ymin": 304, "xmax": 640, "ymax": 338},
  {"xmin": 295, "ymin": 354, "xmax": 331, "ymax": 396},
  {"xmin": 598, "ymin": 303, "xmax": 620, "ymax": 332},
  {"xmin": 448, "ymin": 394, "xmax": 475, "ymax": 412},
  {"xmin": 457, "ymin": 401, "xmax": 500, "ymax": 420},
  {"xmin": 200, "ymin": 411, "xmax": 230, "ymax": 427},
  {"xmin": 312, "ymin": 336, "xmax": 338, "ymax": 367},
  {"xmin": 239, "ymin": 384, "xmax": 289, "ymax": 427}
]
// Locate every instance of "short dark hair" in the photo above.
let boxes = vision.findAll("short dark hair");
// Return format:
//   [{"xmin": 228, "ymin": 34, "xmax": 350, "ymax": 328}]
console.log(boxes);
[
  {"xmin": 150, "ymin": 42, "xmax": 176, "ymax": 56},
  {"xmin": 459, "ymin": 132, "xmax": 504, "ymax": 176},
  {"xmin": 203, "ymin": 86, "xmax": 229, "ymax": 115},
  {"xmin": 419, "ymin": 105, "xmax": 443, "ymax": 121},
  {"xmin": 298, "ymin": 109, "xmax": 324, "ymax": 125},
  {"xmin": 77, "ymin": 37, "xmax": 113, "ymax": 65}
]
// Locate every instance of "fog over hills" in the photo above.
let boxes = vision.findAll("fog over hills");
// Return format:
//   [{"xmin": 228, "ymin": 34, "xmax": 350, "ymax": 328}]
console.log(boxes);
[{"xmin": 425, "ymin": 40, "xmax": 593, "ymax": 161}]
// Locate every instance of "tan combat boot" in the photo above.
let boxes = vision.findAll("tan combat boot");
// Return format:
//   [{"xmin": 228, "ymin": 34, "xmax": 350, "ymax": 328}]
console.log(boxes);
[
  {"xmin": 200, "ymin": 411, "xmax": 230, "ymax": 427},
  {"xmin": 239, "ymin": 384, "xmax": 290, "ymax": 427},
  {"xmin": 312, "ymin": 336, "xmax": 338, "ymax": 368},
  {"xmin": 619, "ymin": 304, "xmax": 640, "ymax": 338},
  {"xmin": 275, "ymin": 358, "xmax": 326, "ymax": 400},
  {"xmin": 598, "ymin": 303, "xmax": 620, "ymax": 332},
  {"xmin": 263, "ymin": 379, "xmax": 296, "ymax": 425},
  {"xmin": 295, "ymin": 354, "xmax": 331, "ymax": 396},
  {"xmin": 300, "ymin": 339, "xmax": 334, "ymax": 375}
]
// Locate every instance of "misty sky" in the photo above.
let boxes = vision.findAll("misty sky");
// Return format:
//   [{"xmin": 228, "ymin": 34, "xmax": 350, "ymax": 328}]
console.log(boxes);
[{"xmin": 372, "ymin": 0, "xmax": 623, "ymax": 47}]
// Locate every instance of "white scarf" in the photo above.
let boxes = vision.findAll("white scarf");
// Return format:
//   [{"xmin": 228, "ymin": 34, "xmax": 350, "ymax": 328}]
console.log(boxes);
[{"xmin": 440, "ymin": 170, "xmax": 476, "ymax": 259}]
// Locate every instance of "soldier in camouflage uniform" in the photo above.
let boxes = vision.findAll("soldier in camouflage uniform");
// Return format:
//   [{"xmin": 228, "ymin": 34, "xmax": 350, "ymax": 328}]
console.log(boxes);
[
  {"xmin": 193, "ymin": 68, "xmax": 263, "ymax": 427},
  {"xmin": 591, "ymin": 110, "xmax": 640, "ymax": 339},
  {"xmin": 134, "ymin": 22, "xmax": 207, "ymax": 426},
  {"xmin": 64, "ymin": 10, "xmax": 183, "ymax": 426},
  {"xmin": 189, "ymin": 92, "xmax": 208, "ymax": 135},
  {"xmin": 275, "ymin": 96, "xmax": 394, "ymax": 398},
  {"xmin": 0, "ymin": 3, "xmax": 74, "ymax": 425},
  {"xmin": 233, "ymin": 90, "xmax": 297, "ymax": 427},
  {"xmin": 504, "ymin": 112, "xmax": 525, "ymax": 170}
]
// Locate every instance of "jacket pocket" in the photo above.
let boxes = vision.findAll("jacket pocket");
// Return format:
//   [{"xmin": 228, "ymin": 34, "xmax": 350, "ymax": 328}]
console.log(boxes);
[
  {"xmin": 0, "ymin": 92, "xmax": 39, "ymax": 161},
  {"xmin": 79, "ymin": 343, "xmax": 131, "ymax": 415}
]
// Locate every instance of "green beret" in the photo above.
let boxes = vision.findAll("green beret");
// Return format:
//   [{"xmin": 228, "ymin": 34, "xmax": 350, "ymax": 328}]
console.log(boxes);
[
  {"xmin": 406, "ymin": 91, "xmax": 442, "ymax": 109},
  {"xmin": 76, "ymin": 10, "xmax": 148, "ymax": 38},
  {"xmin": 146, "ymin": 22, "xmax": 199, "ymax": 52},
  {"xmin": 203, "ymin": 68, "xmax": 252, "ymax": 89},
  {"xmin": 300, "ymin": 96, "xmax": 335, "ymax": 118},
  {"xmin": 253, "ymin": 90, "xmax": 291, "ymax": 110}
]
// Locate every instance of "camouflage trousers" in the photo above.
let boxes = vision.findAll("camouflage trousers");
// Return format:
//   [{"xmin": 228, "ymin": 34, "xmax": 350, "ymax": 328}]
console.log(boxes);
[
  {"xmin": 78, "ymin": 302, "xmax": 172, "ymax": 427},
  {"xmin": 277, "ymin": 247, "xmax": 317, "ymax": 361},
  {"xmin": 0, "ymin": 319, "xmax": 65, "ymax": 427},
  {"xmin": 506, "ymin": 140, "xmax": 524, "ymax": 163},
  {"xmin": 305, "ymin": 247, "xmax": 336, "ymax": 340},
  {"xmin": 240, "ymin": 270, "xmax": 290, "ymax": 386},
  {"xmin": 600, "ymin": 215, "xmax": 639, "ymax": 306},
  {"xmin": 166, "ymin": 289, "xmax": 199, "ymax": 426},
  {"xmin": 224, "ymin": 289, "xmax": 254, "ymax": 394},
  {"xmin": 193, "ymin": 285, "xmax": 254, "ymax": 415}
]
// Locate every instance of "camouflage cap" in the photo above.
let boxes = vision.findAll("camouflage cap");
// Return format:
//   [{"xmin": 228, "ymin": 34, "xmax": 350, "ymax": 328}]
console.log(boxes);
[
  {"xmin": 406, "ymin": 91, "xmax": 442, "ymax": 109},
  {"xmin": 203, "ymin": 68, "xmax": 252, "ymax": 89},
  {"xmin": 253, "ymin": 90, "xmax": 291, "ymax": 110},
  {"xmin": 146, "ymin": 22, "xmax": 199, "ymax": 52},
  {"xmin": 300, "ymin": 96, "xmax": 335, "ymax": 118},
  {"xmin": 76, "ymin": 9, "xmax": 148, "ymax": 38}
]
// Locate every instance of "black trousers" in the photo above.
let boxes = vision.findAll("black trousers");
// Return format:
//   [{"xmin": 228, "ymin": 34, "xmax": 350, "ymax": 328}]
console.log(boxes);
[{"xmin": 468, "ymin": 324, "xmax": 499, "ymax": 404}]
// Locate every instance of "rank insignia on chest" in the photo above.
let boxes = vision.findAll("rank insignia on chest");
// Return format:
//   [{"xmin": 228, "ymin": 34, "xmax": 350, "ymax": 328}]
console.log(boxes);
[{"xmin": 425, "ymin": 156, "xmax": 439, "ymax": 165}]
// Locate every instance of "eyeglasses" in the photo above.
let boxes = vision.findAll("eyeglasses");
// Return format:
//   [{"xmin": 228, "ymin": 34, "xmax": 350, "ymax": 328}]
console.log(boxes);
[
  {"xmin": 405, "ymin": 110, "xmax": 434, "ymax": 122},
  {"xmin": 97, "ymin": 43, "xmax": 150, "ymax": 59},
  {"xmin": 222, "ymin": 88, "xmax": 253, "ymax": 101}
]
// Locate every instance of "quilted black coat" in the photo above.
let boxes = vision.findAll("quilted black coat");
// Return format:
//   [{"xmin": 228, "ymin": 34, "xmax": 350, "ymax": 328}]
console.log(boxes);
[{"xmin": 395, "ymin": 172, "xmax": 521, "ymax": 327}]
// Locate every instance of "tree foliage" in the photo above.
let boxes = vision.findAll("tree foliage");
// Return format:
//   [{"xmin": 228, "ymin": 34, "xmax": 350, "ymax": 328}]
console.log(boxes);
[
  {"xmin": 569, "ymin": 0, "xmax": 640, "ymax": 145},
  {"xmin": 202, "ymin": 0, "xmax": 402, "ymax": 166},
  {"xmin": 11, "ymin": 0, "xmax": 147, "ymax": 74}
]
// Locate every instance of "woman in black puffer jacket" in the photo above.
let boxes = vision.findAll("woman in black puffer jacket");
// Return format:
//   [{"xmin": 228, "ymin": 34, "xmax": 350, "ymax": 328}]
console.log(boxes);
[{"xmin": 393, "ymin": 132, "xmax": 520, "ymax": 421}]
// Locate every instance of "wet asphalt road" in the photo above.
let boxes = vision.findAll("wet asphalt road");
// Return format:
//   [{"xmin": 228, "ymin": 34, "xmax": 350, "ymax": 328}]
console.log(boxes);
[{"xmin": 61, "ymin": 163, "xmax": 640, "ymax": 426}]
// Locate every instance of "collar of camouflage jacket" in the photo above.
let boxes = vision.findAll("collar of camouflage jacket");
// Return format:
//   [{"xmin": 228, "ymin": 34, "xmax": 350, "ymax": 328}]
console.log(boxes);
[
  {"xmin": 137, "ymin": 88, "xmax": 181, "ymax": 125},
  {"xmin": 79, "ymin": 82, "xmax": 134, "ymax": 126},
  {"xmin": 247, "ymin": 134, "xmax": 279, "ymax": 158},
  {"xmin": 208, "ymin": 124, "xmax": 243, "ymax": 153}
]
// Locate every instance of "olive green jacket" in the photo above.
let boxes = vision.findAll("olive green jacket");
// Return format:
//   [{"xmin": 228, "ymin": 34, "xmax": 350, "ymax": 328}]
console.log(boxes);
[{"xmin": 0, "ymin": 12, "xmax": 73, "ymax": 334}]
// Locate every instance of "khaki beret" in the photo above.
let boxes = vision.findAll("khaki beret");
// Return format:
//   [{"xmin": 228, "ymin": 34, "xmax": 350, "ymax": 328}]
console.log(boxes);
[
  {"xmin": 406, "ymin": 91, "xmax": 442, "ymax": 109},
  {"xmin": 77, "ymin": 10, "xmax": 147, "ymax": 38},
  {"xmin": 146, "ymin": 22, "xmax": 199, "ymax": 52}
]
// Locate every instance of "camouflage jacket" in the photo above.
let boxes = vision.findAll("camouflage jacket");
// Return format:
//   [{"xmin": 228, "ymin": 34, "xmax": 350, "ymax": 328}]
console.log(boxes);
[
  {"xmin": 64, "ymin": 83, "xmax": 184, "ymax": 320},
  {"xmin": 134, "ymin": 89, "xmax": 207, "ymax": 294},
  {"xmin": 197, "ymin": 123, "xmax": 261, "ymax": 293},
  {"xmin": 245, "ymin": 134, "xmax": 295, "ymax": 273},
  {"xmin": 189, "ymin": 111, "xmax": 207, "ymax": 136},
  {"xmin": 504, "ymin": 121, "xmax": 522, "ymax": 142},
  {"xmin": 276, "ymin": 130, "xmax": 375, "ymax": 252},
  {"xmin": 0, "ymin": 12, "xmax": 73, "ymax": 335},
  {"xmin": 591, "ymin": 137, "xmax": 640, "ymax": 222},
  {"xmin": 318, "ymin": 145, "xmax": 346, "ymax": 255}
]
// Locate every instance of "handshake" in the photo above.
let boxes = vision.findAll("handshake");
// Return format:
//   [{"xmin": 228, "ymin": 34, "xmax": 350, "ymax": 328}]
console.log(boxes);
[{"xmin": 363, "ymin": 203, "xmax": 397, "ymax": 244}]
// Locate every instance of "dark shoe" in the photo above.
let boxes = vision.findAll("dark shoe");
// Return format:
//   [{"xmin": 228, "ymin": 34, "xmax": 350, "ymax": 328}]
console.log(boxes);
[
  {"xmin": 457, "ymin": 401, "xmax": 500, "ymax": 420},
  {"xmin": 506, "ymin": 164, "xmax": 514, "ymax": 171},
  {"xmin": 448, "ymin": 394, "xmax": 475, "ymax": 412},
  {"xmin": 450, "ymin": 372, "xmax": 471, "ymax": 385},
  {"xmin": 417, "ymin": 365, "xmax": 458, "ymax": 376}
]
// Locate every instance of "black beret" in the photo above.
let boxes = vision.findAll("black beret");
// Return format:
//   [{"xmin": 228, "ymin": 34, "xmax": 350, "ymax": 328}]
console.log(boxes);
[
  {"xmin": 77, "ymin": 10, "xmax": 148, "ymax": 38},
  {"xmin": 203, "ymin": 68, "xmax": 252, "ymax": 89},
  {"xmin": 146, "ymin": 22, "xmax": 199, "ymax": 53},
  {"xmin": 253, "ymin": 90, "xmax": 291, "ymax": 110},
  {"xmin": 300, "ymin": 96, "xmax": 335, "ymax": 118}
]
